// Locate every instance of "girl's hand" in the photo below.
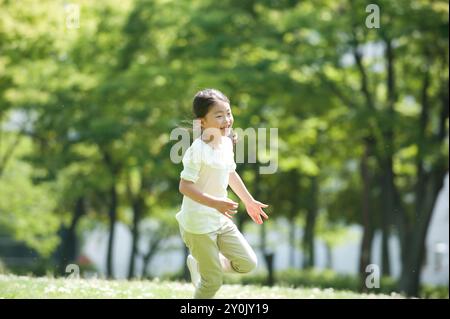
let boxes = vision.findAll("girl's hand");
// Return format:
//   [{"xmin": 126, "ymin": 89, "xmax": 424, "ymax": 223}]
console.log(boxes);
[
  {"xmin": 213, "ymin": 198, "xmax": 239, "ymax": 219},
  {"xmin": 245, "ymin": 200, "xmax": 269, "ymax": 225}
]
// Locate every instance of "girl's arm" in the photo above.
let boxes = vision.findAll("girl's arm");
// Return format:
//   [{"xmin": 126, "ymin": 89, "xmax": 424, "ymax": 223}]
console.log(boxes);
[
  {"xmin": 179, "ymin": 179, "xmax": 239, "ymax": 219},
  {"xmin": 228, "ymin": 171, "xmax": 269, "ymax": 224}
]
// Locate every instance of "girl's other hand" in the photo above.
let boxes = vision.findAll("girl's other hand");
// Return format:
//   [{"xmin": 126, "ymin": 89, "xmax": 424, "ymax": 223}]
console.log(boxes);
[
  {"xmin": 245, "ymin": 200, "xmax": 269, "ymax": 225},
  {"xmin": 213, "ymin": 198, "xmax": 239, "ymax": 219}
]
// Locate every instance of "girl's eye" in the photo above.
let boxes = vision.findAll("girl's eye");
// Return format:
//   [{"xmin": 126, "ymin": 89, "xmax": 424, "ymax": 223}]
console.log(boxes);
[{"xmin": 216, "ymin": 116, "xmax": 222, "ymax": 119}]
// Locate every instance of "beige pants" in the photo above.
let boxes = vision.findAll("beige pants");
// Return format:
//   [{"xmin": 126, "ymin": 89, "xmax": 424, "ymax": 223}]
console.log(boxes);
[{"xmin": 179, "ymin": 220, "xmax": 258, "ymax": 299}]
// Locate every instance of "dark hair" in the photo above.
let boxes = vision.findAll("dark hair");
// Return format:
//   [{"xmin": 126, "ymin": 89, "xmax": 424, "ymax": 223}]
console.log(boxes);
[
  {"xmin": 193, "ymin": 88, "xmax": 230, "ymax": 118},
  {"xmin": 181, "ymin": 88, "xmax": 237, "ymax": 145}
]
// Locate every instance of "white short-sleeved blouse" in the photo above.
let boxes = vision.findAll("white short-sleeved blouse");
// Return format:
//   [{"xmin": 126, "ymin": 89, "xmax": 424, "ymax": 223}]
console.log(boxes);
[{"xmin": 176, "ymin": 136, "xmax": 237, "ymax": 234}]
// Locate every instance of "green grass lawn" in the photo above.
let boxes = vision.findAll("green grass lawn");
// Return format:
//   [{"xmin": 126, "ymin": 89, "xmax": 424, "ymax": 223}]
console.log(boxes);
[{"xmin": 0, "ymin": 274, "xmax": 405, "ymax": 299}]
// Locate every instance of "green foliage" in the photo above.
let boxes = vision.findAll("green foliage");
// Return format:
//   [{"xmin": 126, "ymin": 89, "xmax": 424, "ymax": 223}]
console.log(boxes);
[
  {"xmin": 420, "ymin": 284, "xmax": 450, "ymax": 299},
  {"xmin": 0, "ymin": 136, "xmax": 61, "ymax": 257}
]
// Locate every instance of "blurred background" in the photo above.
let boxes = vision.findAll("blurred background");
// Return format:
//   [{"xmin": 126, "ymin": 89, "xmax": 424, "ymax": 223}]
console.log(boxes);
[{"xmin": 0, "ymin": 0, "xmax": 448, "ymax": 298}]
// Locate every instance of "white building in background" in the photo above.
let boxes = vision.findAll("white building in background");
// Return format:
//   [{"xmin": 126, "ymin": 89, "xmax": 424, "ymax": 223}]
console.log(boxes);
[
  {"xmin": 81, "ymin": 174, "xmax": 449, "ymax": 286},
  {"xmin": 422, "ymin": 174, "xmax": 449, "ymax": 286},
  {"xmin": 81, "ymin": 221, "xmax": 184, "ymax": 279}
]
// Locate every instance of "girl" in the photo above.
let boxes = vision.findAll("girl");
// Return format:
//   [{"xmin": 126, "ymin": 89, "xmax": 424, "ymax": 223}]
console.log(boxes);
[{"xmin": 176, "ymin": 88, "xmax": 269, "ymax": 299}]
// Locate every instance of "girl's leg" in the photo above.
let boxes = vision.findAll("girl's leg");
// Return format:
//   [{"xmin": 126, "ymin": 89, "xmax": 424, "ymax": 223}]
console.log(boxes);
[
  {"xmin": 180, "ymin": 228, "xmax": 223, "ymax": 299},
  {"xmin": 217, "ymin": 222, "xmax": 258, "ymax": 274}
]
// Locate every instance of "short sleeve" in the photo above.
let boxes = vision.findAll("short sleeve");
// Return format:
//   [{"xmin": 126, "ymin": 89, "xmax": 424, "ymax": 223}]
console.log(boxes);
[{"xmin": 180, "ymin": 144, "xmax": 202, "ymax": 183}]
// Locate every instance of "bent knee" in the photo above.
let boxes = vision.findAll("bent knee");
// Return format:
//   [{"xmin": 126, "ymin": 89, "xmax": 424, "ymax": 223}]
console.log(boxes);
[
  {"xmin": 243, "ymin": 256, "xmax": 258, "ymax": 273},
  {"xmin": 233, "ymin": 255, "xmax": 257, "ymax": 273}
]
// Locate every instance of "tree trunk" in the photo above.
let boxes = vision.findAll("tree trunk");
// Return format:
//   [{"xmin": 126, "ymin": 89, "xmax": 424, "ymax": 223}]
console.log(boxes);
[
  {"xmin": 381, "ymin": 159, "xmax": 393, "ymax": 277},
  {"xmin": 398, "ymin": 168, "xmax": 447, "ymax": 296},
  {"xmin": 302, "ymin": 176, "xmax": 318, "ymax": 269},
  {"xmin": 289, "ymin": 218, "xmax": 296, "ymax": 268},
  {"xmin": 264, "ymin": 253, "xmax": 275, "ymax": 286},
  {"xmin": 106, "ymin": 184, "xmax": 117, "ymax": 279},
  {"xmin": 255, "ymin": 164, "xmax": 274, "ymax": 286},
  {"xmin": 398, "ymin": 66, "xmax": 448, "ymax": 296},
  {"xmin": 379, "ymin": 37, "xmax": 398, "ymax": 278},
  {"xmin": 141, "ymin": 234, "xmax": 164, "ymax": 279},
  {"xmin": 235, "ymin": 166, "xmax": 246, "ymax": 232},
  {"xmin": 128, "ymin": 195, "xmax": 142, "ymax": 279},
  {"xmin": 359, "ymin": 139, "xmax": 374, "ymax": 292},
  {"xmin": 289, "ymin": 169, "xmax": 300, "ymax": 269},
  {"xmin": 58, "ymin": 197, "xmax": 85, "ymax": 275}
]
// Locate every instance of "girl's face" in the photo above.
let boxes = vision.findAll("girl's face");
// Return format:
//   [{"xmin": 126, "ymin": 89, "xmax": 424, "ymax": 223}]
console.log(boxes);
[{"xmin": 201, "ymin": 101, "xmax": 234, "ymax": 138}]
